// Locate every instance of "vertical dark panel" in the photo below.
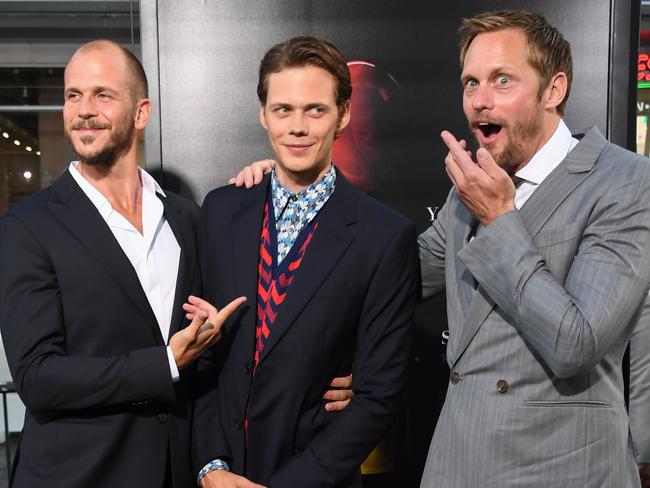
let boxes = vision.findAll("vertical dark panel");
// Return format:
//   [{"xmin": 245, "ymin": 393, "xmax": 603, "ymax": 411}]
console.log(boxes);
[{"xmin": 609, "ymin": 0, "xmax": 638, "ymax": 150}]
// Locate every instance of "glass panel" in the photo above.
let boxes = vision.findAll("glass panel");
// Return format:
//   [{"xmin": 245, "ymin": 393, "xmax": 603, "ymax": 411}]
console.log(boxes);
[
  {"xmin": 0, "ymin": 0, "xmax": 141, "ymax": 214},
  {"xmin": 0, "ymin": 67, "xmax": 70, "ymax": 214}
]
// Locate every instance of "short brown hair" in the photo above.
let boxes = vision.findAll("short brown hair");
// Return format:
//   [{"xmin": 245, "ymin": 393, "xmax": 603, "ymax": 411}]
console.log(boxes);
[
  {"xmin": 459, "ymin": 10, "xmax": 572, "ymax": 115},
  {"xmin": 257, "ymin": 36, "xmax": 351, "ymax": 111}
]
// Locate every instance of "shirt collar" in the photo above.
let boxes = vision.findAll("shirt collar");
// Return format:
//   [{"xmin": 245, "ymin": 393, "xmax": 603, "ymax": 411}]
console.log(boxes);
[
  {"xmin": 68, "ymin": 161, "xmax": 166, "ymax": 219},
  {"xmin": 515, "ymin": 119, "xmax": 579, "ymax": 185},
  {"xmin": 270, "ymin": 164, "xmax": 336, "ymax": 221}
]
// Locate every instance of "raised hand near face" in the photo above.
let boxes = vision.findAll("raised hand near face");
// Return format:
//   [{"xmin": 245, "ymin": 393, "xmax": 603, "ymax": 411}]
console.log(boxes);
[{"xmin": 441, "ymin": 130, "xmax": 515, "ymax": 226}]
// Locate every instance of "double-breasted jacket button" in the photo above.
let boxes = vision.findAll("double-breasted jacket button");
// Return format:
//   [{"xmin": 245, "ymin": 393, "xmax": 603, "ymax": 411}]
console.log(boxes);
[
  {"xmin": 450, "ymin": 371, "xmax": 461, "ymax": 384},
  {"xmin": 496, "ymin": 380, "xmax": 509, "ymax": 394},
  {"xmin": 243, "ymin": 362, "xmax": 252, "ymax": 374}
]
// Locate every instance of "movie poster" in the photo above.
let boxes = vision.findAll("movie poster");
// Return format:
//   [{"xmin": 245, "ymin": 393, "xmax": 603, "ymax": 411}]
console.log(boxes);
[{"xmin": 144, "ymin": 0, "xmax": 628, "ymax": 483}]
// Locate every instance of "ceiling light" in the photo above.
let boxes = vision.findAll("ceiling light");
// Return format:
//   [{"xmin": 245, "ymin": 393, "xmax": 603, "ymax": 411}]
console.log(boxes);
[
  {"xmin": 25, "ymin": 146, "xmax": 32, "ymax": 152},
  {"xmin": 23, "ymin": 171, "xmax": 32, "ymax": 180},
  {"xmin": 36, "ymin": 151, "xmax": 41, "ymax": 156},
  {"xmin": 2, "ymin": 132, "xmax": 8, "ymax": 139},
  {"xmin": 13, "ymin": 140, "xmax": 20, "ymax": 146}
]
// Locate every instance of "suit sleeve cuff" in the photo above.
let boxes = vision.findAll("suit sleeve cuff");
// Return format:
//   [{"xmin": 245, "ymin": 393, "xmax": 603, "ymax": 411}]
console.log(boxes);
[{"xmin": 166, "ymin": 346, "xmax": 180, "ymax": 382}]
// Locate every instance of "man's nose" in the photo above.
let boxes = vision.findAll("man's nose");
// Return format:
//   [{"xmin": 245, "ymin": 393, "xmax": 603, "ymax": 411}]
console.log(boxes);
[
  {"xmin": 288, "ymin": 113, "xmax": 308, "ymax": 136},
  {"xmin": 77, "ymin": 96, "xmax": 98, "ymax": 119},
  {"xmin": 471, "ymin": 85, "xmax": 494, "ymax": 111}
]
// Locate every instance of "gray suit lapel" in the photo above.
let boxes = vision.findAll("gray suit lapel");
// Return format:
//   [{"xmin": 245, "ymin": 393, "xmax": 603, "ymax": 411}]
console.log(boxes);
[
  {"xmin": 452, "ymin": 201, "xmax": 478, "ymax": 316},
  {"xmin": 517, "ymin": 127, "xmax": 606, "ymax": 237},
  {"xmin": 450, "ymin": 127, "xmax": 607, "ymax": 368}
]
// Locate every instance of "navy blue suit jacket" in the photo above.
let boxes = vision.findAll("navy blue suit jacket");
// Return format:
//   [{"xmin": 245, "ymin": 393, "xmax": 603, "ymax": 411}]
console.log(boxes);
[
  {"xmin": 0, "ymin": 170, "xmax": 200, "ymax": 488},
  {"xmin": 193, "ymin": 171, "xmax": 417, "ymax": 487}
]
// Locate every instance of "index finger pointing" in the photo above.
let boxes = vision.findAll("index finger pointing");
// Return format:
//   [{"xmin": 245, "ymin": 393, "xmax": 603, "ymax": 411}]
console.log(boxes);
[
  {"xmin": 215, "ymin": 296, "xmax": 247, "ymax": 324},
  {"xmin": 440, "ymin": 131, "xmax": 476, "ymax": 173}
]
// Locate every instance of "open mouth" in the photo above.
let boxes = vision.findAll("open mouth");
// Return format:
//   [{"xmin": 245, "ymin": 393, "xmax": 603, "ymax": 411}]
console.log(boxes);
[{"xmin": 477, "ymin": 122, "xmax": 502, "ymax": 140}]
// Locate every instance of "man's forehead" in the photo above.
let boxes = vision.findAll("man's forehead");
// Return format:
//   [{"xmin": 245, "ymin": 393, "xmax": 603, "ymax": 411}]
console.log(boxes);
[
  {"xmin": 462, "ymin": 29, "xmax": 529, "ymax": 72},
  {"xmin": 65, "ymin": 49, "xmax": 131, "ymax": 88},
  {"xmin": 265, "ymin": 66, "xmax": 338, "ymax": 103},
  {"xmin": 67, "ymin": 44, "xmax": 127, "ymax": 74}
]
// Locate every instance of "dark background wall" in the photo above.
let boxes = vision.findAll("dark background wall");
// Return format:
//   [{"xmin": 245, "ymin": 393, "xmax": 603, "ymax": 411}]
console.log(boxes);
[{"xmin": 140, "ymin": 0, "xmax": 638, "ymax": 483}]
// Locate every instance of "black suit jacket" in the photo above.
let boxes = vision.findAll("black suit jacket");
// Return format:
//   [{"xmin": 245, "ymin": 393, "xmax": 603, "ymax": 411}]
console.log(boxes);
[
  {"xmin": 0, "ymin": 170, "xmax": 201, "ymax": 488},
  {"xmin": 192, "ymin": 172, "xmax": 417, "ymax": 487}
]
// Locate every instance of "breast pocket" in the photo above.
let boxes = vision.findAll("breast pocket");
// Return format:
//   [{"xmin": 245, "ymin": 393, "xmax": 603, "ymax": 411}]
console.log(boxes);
[{"xmin": 522, "ymin": 399, "xmax": 611, "ymax": 408}]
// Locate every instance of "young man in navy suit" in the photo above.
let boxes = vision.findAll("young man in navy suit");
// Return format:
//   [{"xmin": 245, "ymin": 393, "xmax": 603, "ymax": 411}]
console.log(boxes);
[{"xmin": 190, "ymin": 37, "xmax": 418, "ymax": 488}]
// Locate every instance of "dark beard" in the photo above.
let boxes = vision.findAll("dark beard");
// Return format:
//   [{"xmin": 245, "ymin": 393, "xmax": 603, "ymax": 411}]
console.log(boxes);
[{"xmin": 66, "ymin": 120, "xmax": 134, "ymax": 170}]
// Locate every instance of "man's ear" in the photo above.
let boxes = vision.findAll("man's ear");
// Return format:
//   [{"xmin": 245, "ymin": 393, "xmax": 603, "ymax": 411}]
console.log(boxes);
[
  {"xmin": 259, "ymin": 104, "xmax": 268, "ymax": 130},
  {"xmin": 543, "ymin": 72, "xmax": 567, "ymax": 112},
  {"xmin": 336, "ymin": 101, "xmax": 351, "ymax": 136},
  {"xmin": 134, "ymin": 98, "xmax": 152, "ymax": 130}
]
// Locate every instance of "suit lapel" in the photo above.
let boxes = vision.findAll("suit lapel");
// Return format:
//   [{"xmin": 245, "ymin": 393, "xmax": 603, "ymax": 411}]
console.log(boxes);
[
  {"xmin": 517, "ymin": 127, "xmax": 606, "ymax": 236},
  {"xmin": 450, "ymin": 127, "xmax": 606, "ymax": 368},
  {"xmin": 452, "ymin": 200, "xmax": 478, "ymax": 316},
  {"xmin": 450, "ymin": 286, "xmax": 495, "ymax": 367},
  {"xmin": 257, "ymin": 173, "xmax": 358, "ymax": 367},
  {"xmin": 231, "ymin": 179, "xmax": 270, "ymax": 360},
  {"xmin": 160, "ymin": 194, "xmax": 197, "ymax": 337},
  {"xmin": 47, "ymin": 171, "xmax": 159, "ymax": 333}
]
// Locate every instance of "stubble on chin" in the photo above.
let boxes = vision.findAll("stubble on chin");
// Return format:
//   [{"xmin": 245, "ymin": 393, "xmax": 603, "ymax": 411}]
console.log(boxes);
[
  {"xmin": 65, "ymin": 123, "xmax": 133, "ymax": 170},
  {"xmin": 481, "ymin": 117, "xmax": 542, "ymax": 175}
]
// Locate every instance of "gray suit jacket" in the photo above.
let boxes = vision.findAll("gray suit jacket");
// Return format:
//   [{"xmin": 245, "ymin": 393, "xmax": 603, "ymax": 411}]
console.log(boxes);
[
  {"xmin": 630, "ymin": 290, "xmax": 650, "ymax": 465},
  {"xmin": 418, "ymin": 128, "xmax": 650, "ymax": 488}
]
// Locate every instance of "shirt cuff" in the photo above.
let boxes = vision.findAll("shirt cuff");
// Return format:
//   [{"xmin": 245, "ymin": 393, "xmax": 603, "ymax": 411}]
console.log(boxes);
[
  {"xmin": 197, "ymin": 458, "xmax": 230, "ymax": 485},
  {"xmin": 166, "ymin": 346, "xmax": 180, "ymax": 382}
]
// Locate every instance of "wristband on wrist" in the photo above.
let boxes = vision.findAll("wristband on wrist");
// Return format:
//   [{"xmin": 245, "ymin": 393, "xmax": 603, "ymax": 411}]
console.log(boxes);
[{"xmin": 197, "ymin": 458, "xmax": 230, "ymax": 485}]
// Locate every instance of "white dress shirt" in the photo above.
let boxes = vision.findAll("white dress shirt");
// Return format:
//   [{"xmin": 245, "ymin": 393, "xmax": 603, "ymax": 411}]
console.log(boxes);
[
  {"xmin": 69, "ymin": 162, "xmax": 181, "ymax": 381},
  {"xmin": 513, "ymin": 119, "xmax": 579, "ymax": 209}
]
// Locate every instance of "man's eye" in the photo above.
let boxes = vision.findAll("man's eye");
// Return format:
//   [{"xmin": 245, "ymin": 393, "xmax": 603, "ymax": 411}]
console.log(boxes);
[
  {"xmin": 497, "ymin": 76, "xmax": 510, "ymax": 86},
  {"xmin": 309, "ymin": 107, "xmax": 325, "ymax": 116},
  {"xmin": 465, "ymin": 79, "xmax": 478, "ymax": 89},
  {"xmin": 98, "ymin": 92, "xmax": 113, "ymax": 100},
  {"xmin": 65, "ymin": 93, "xmax": 80, "ymax": 101},
  {"xmin": 275, "ymin": 107, "xmax": 290, "ymax": 115}
]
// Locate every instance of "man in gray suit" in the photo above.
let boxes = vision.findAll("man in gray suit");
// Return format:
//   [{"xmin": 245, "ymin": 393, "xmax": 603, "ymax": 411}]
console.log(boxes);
[
  {"xmin": 418, "ymin": 10, "xmax": 650, "ymax": 488},
  {"xmin": 231, "ymin": 9, "xmax": 650, "ymax": 486}
]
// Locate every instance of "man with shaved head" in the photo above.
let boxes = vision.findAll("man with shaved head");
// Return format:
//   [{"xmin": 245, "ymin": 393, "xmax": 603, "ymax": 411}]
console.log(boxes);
[{"xmin": 0, "ymin": 40, "xmax": 246, "ymax": 488}]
